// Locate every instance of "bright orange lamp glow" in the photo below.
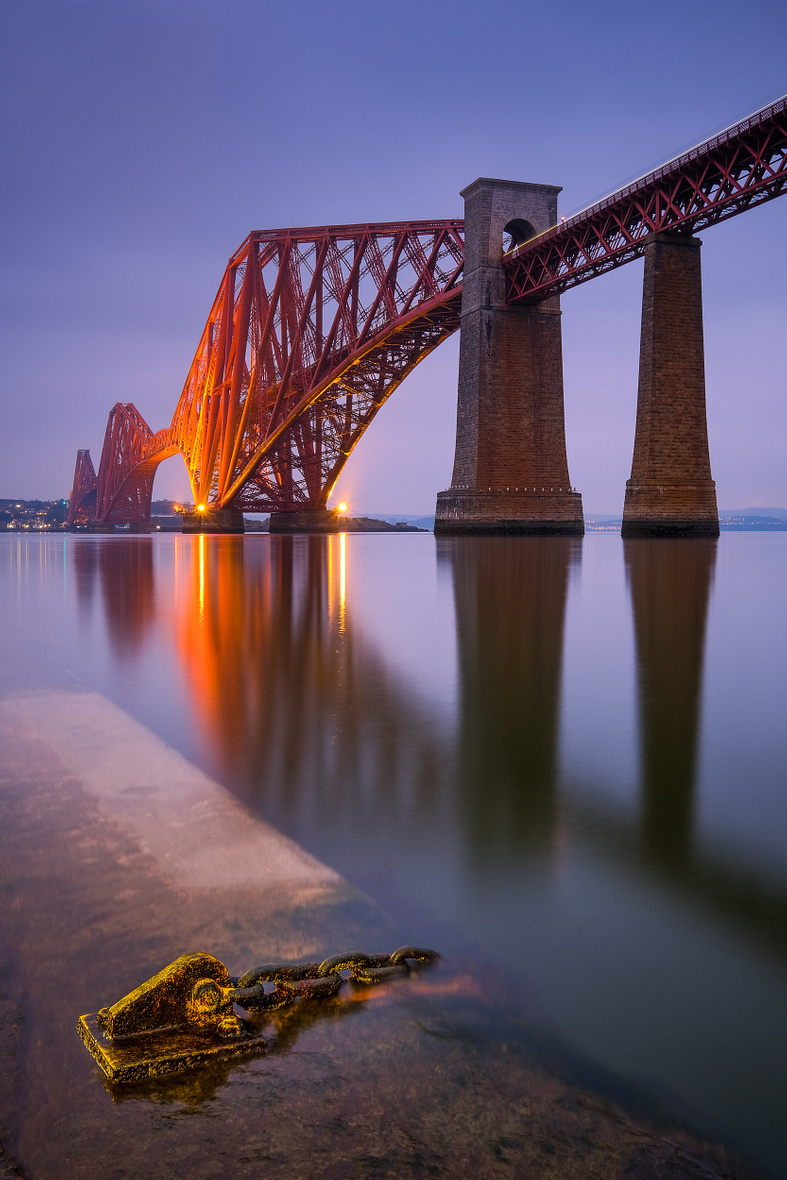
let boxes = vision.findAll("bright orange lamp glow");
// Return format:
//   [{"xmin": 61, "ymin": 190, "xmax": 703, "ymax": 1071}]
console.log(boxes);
[{"xmin": 338, "ymin": 502, "xmax": 347, "ymax": 513}]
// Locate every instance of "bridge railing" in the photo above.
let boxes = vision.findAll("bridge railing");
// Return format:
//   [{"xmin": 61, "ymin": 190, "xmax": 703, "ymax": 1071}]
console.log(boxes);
[{"xmin": 560, "ymin": 94, "xmax": 787, "ymax": 237}]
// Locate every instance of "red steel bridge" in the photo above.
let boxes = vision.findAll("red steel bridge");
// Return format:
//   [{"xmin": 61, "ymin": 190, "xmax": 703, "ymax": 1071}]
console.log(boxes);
[{"xmin": 69, "ymin": 94, "xmax": 787, "ymax": 527}]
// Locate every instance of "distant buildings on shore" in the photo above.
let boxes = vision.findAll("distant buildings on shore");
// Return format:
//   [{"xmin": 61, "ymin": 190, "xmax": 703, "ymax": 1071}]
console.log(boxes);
[{"xmin": 0, "ymin": 499, "xmax": 69, "ymax": 530}]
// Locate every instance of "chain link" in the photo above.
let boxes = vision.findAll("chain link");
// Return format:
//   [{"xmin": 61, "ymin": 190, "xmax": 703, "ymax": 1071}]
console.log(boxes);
[{"xmin": 229, "ymin": 946, "xmax": 438, "ymax": 1013}]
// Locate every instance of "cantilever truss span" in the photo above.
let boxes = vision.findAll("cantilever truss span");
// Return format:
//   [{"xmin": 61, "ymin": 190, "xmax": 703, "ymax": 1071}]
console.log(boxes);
[
  {"xmin": 68, "ymin": 95, "xmax": 787, "ymax": 525},
  {"xmin": 69, "ymin": 221, "xmax": 464, "ymax": 523}
]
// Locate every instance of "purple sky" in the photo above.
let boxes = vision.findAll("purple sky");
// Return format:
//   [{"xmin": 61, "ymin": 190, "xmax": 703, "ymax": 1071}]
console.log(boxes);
[{"xmin": 2, "ymin": 0, "xmax": 785, "ymax": 514}]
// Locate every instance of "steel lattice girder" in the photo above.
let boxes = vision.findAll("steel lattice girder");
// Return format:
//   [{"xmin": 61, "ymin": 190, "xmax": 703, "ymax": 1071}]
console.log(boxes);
[
  {"xmin": 232, "ymin": 295, "xmax": 461, "ymax": 512},
  {"xmin": 173, "ymin": 220, "xmax": 465, "ymax": 512},
  {"xmin": 505, "ymin": 94, "xmax": 787, "ymax": 303},
  {"xmin": 67, "ymin": 449, "xmax": 98, "ymax": 524},
  {"xmin": 92, "ymin": 403, "xmax": 178, "ymax": 523},
  {"xmin": 82, "ymin": 220, "xmax": 465, "ymax": 521}
]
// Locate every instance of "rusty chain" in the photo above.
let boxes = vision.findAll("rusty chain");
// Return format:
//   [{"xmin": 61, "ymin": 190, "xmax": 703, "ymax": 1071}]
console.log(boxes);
[
  {"xmin": 227, "ymin": 946, "xmax": 439, "ymax": 1014},
  {"xmin": 77, "ymin": 946, "xmax": 442, "ymax": 1083}
]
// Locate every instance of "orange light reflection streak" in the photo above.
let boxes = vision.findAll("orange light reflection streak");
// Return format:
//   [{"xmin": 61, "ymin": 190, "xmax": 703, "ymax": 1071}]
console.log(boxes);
[
  {"xmin": 339, "ymin": 531, "xmax": 346, "ymax": 633},
  {"xmin": 198, "ymin": 534, "xmax": 205, "ymax": 624}
]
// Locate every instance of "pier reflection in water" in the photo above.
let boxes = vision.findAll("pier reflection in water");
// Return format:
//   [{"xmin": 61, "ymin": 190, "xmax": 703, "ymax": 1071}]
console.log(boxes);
[
  {"xmin": 36, "ymin": 530, "xmax": 787, "ymax": 1172},
  {"xmin": 626, "ymin": 538, "xmax": 717, "ymax": 864},
  {"xmin": 440, "ymin": 537, "xmax": 580, "ymax": 863}
]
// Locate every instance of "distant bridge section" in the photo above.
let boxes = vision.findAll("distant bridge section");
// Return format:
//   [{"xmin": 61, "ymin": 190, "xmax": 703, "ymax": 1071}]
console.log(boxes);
[
  {"xmin": 505, "ymin": 95, "xmax": 787, "ymax": 302},
  {"xmin": 69, "ymin": 221, "xmax": 464, "ymax": 527}
]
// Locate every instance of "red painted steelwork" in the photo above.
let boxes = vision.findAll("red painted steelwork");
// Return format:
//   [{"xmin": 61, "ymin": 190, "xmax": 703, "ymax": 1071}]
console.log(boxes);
[
  {"xmin": 93, "ymin": 403, "xmax": 180, "ymax": 523},
  {"xmin": 78, "ymin": 221, "xmax": 464, "ymax": 521},
  {"xmin": 505, "ymin": 95, "xmax": 787, "ymax": 302},
  {"xmin": 69, "ymin": 97, "xmax": 787, "ymax": 525},
  {"xmin": 67, "ymin": 449, "xmax": 98, "ymax": 524}
]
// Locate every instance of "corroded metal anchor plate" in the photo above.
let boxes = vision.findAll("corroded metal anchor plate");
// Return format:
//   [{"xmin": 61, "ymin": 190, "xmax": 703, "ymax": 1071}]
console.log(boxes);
[
  {"xmin": 79, "ymin": 944, "xmax": 439, "ymax": 1083},
  {"xmin": 77, "ymin": 952, "xmax": 266, "ymax": 1084}
]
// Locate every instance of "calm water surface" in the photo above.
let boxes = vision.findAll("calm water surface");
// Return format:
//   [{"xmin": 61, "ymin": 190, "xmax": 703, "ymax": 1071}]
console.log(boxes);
[{"xmin": 1, "ymin": 531, "xmax": 786, "ymax": 1174}]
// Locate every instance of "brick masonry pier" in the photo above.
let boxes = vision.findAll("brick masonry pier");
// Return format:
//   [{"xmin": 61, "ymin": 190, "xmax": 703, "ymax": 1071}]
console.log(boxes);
[
  {"xmin": 435, "ymin": 178, "xmax": 583, "ymax": 536},
  {"xmin": 622, "ymin": 234, "xmax": 719, "ymax": 539}
]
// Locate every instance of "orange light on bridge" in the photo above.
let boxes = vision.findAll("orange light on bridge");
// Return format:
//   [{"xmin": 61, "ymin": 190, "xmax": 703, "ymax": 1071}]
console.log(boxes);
[
  {"xmin": 338, "ymin": 502, "xmax": 347, "ymax": 513},
  {"xmin": 197, "ymin": 504, "xmax": 206, "ymax": 513}
]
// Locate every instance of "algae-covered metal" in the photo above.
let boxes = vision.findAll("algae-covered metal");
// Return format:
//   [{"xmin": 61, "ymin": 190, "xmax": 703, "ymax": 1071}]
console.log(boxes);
[
  {"xmin": 78, "ymin": 946, "xmax": 439, "ymax": 1083},
  {"xmin": 77, "ymin": 953, "xmax": 265, "ymax": 1083}
]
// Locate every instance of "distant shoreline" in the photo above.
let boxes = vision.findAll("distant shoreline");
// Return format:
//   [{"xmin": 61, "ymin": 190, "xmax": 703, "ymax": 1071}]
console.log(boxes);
[
  {"xmin": 585, "ymin": 512, "xmax": 787, "ymax": 532},
  {"xmin": 3, "ymin": 498, "xmax": 787, "ymax": 534}
]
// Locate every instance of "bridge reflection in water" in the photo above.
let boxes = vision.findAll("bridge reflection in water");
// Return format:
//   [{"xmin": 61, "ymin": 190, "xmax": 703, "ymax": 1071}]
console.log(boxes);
[
  {"xmin": 73, "ymin": 536, "xmax": 156, "ymax": 656},
  {"xmin": 12, "ymin": 530, "xmax": 775, "ymax": 1168},
  {"xmin": 173, "ymin": 534, "xmax": 447, "ymax": 845},
  {"xmin": 168, "ymin": 535, "xmax": 582, "ymax": 878},
  {"xmin": 81, "ymin": 532, "xmax": 787, "ymax": 972}
]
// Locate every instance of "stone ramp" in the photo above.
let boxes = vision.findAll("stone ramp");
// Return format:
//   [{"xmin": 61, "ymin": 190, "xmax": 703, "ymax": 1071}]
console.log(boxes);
[{"xmin": 1, "ymin": 691, "xmax": 351, "ymax": 901}]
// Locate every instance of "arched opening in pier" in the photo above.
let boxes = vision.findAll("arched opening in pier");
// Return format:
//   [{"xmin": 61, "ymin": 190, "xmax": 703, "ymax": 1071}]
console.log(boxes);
[{"xmin": 502, "ymin": 218, "xmax": 537, "ymax": 253}]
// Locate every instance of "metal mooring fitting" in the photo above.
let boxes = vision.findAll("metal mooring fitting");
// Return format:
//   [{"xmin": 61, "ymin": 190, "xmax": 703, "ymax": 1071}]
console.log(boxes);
[
  {"xmin": 77, "ymin": 952, "xmax": 266, "ymax": 1084},
  {"xmin": 78, "ymin": 945, "xmax": 439, "ymax": 1084}
]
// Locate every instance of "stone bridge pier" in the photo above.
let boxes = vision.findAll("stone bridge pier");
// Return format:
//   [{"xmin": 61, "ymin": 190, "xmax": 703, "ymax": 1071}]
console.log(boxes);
[
  {"xmin": 622, "ymin": 233, "xmax": 719, "ymax": 538},
  {"xmin": 435, "ymin": 178, "xmax": 584, "ymax": 536}
]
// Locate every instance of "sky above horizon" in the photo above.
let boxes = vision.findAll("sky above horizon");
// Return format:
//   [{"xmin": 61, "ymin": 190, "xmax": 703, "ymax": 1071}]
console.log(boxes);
[{"xmin": 1, "ymin": 0, "xmax": 785, "ymax": 514}]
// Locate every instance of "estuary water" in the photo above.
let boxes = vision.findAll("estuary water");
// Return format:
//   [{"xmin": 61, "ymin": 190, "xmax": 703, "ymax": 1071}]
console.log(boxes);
[{"xmin": 0, "ymin": 531, "xmax": 786, "ymax": 1177}]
